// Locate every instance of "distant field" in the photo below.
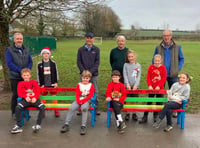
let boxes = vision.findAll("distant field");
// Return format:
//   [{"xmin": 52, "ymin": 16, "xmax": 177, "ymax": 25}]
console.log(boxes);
[{"xmin": 1, "ymin": 39, "xmax": 200, "ymax": 112}]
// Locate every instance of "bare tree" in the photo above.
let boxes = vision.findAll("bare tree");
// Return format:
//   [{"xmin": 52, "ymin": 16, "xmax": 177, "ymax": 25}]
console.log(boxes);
[{"xmin": 0, "ymin": 0, "xmax": 105, "ymax": 91}]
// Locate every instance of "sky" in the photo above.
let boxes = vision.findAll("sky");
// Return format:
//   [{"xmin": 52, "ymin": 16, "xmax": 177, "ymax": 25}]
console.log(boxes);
[{"xmin": 107, "ymin": 0, "xmax": 200, "ymax": 31}]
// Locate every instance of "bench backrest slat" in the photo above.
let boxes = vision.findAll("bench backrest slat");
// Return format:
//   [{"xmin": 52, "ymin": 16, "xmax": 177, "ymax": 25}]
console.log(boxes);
[
  {"xmin": 40, "ymin": 96, "xmax": 75, "ymax": 100},
  {"xmin": 125, "ymin": 97, "xmax": 168, "ymax": 102}
]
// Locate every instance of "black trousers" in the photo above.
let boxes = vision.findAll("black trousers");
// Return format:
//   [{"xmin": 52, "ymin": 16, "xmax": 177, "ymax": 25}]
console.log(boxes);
[
  {"xmin": 15, "ymin": 99, "xmax": 45, "ymax": 127},
  {"xmin": 110, "ymin": 100, "xmax": 123, "ymax": 120},
  {"xmin": 10, "ymin": 79, "xmax": 23, "ymax": 115}
]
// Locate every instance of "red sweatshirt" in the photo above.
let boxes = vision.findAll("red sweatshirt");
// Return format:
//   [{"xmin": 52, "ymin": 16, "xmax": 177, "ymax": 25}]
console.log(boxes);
[
  {"xmin": 17, "ymin": 80, "xmax": 40, "ymax": 100},
  {"xmin": 106, "ymin": 81, "xmax": 127, "ymax": 104},
  {"xmin": 146, "ymin": 64, "xmax": 167, "ymax": 89},
  {"xmin": 76, "ymin": 82, "xmax": 95, "ymax": 105}
]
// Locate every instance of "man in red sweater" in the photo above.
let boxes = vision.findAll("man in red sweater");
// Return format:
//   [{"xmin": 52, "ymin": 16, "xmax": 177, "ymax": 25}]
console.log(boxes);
[
  {"xmin": 139, "ymin": 54, "xmax": 167, "ymax": 124},
  {"xmin": 11, "ymin": 68, "xmax": 45, "ymax": 134}
]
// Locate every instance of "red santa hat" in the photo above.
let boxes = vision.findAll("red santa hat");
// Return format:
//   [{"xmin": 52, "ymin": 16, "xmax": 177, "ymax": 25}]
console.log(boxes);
[{"xmin": 41, "ymin": 47, "xmax": 51, "ymax": 56}]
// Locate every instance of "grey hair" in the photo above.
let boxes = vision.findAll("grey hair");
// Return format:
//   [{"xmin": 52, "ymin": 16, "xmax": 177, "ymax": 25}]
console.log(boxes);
[
  {"xmin": 163, "ymin": 29, "xmax": 172, "ymax": 36},
  {"xmin": 13, "ymin": 32, "xmax": 23, "ymax": 40},
  {"xmin": 116, "ymin": 35, "xmax": 126, "ymax": 41}
]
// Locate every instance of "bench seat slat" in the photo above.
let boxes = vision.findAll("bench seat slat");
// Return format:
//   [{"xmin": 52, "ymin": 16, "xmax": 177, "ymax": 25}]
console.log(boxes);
[
  {"xmin": 124, "ymin": 105, "xmax": 164, "ymax": 109},
  {"xmin": 125, "ymin": 97, "xmax": 168, "ymax": 102},
  {"xmin": 40, "ymin": 96, "xmax": 75, "ymax": 100}
]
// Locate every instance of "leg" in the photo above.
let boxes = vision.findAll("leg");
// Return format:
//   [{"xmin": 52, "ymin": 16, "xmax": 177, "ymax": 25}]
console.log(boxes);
[
  {"xmin": 32, "ymin": 100, "xmax": 45, "ymax": 126},
  {"xmin": 81, "ymin": 101, "xmax": 90, "ymax": 127}
]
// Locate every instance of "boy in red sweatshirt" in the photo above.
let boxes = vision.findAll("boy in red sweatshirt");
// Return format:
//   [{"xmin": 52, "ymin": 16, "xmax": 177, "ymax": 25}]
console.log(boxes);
[
  {"xmin": 11, "ymin": 68, "xmax": 45, "ymax": 134},
  {"xmin": 106, "ymin": 70, "xmax": 127, "ymax": 134},
  {"xmin": 60, "ymin": 70, "xmax": 95, "ymax": 135}
]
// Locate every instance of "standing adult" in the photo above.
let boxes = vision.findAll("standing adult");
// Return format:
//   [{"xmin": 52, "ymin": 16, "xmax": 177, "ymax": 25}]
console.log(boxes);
[
  {"xmin": 77, "ymin": 32, "xmax": 100, "ymax": 115},
  {"xmin": 110, "ymin": 35, "xmax": 128, "ymax": 83},
  {"xmin": 152, "ymin": 29, "xmax": 184, "ymax": 117},
  {"xmin": 6, "ymin": 32, "xmax": 33, "ymax": 117}
]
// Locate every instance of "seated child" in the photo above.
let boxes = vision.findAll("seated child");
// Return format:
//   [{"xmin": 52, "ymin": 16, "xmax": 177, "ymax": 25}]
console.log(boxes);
[
  {"xmin": 11, "ymin": 68, "xmax": 45, "ymax": 134},
  {"xmin": 60, "ymin": 70, "xmax": 95, "ymax": 135},
  {"xmin": 153, "ymin": 72, "xmax": 191, "ymax": 132},
  {"xmin": 106, "ymin": 70, "xmax": 127, "ymax": 134}
]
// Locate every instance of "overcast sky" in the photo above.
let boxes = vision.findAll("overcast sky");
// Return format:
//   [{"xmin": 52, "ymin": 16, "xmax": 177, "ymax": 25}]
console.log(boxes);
[{"xmin": 107, "ymin": 0, "xmax": 200, "ymax": 31}]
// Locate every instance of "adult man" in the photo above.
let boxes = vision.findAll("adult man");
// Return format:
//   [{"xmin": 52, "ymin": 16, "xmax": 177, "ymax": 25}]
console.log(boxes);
[
  {"xmin": 152, "ymin": 30, "xmax": 184, "ymax": 117},
  {"xmin": 110, "ymin": 35, "xmax": 128, "ymax": 83},
  {"xmin": 6, "ymin": 33, "xmax": 33, "ymax": 117},
  {"xmin": 77, "ymin": 32, "xmax": 100, "ymax": 115}
]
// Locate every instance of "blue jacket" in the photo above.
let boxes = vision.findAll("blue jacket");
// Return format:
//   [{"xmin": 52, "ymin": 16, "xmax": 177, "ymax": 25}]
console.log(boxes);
[
  {"xmin": 152, "ymin": 41, "xmax": 184, "ymax": 77},
  {"xmin": 6, "ymin": 45, "xmax": 32, "ymax": 79}
]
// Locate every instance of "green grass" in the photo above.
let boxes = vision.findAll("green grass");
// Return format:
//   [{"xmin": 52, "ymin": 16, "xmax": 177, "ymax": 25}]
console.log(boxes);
[{"xmin": 1, "ymin": 39, "xmax": 200, "ymax": 113}]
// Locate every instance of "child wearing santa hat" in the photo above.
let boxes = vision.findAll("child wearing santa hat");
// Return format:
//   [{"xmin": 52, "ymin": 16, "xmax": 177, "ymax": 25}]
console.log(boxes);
[{"xmin": 37, "ymin": 47, "xmax": 60, "ymax": 117}]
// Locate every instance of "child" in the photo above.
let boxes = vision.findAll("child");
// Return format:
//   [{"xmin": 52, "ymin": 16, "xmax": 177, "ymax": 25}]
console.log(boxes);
[
  {"xmin": 123, "ymin": 50, "xmax": 141, "ymax": 121},
  {"xmin": 37, "ymin": 47, "xmax": 59, "ymax": 117},
  {"xmin": 153, "ymin": 72, "xmax": 191, "ymax": 132},
  {"xmin": 106, "ymin": 70, "xmax": 127, "ymax": 134},
  {"xmin": 139, "ymin": 54, "xmax": 167, "ymax": 123},
  {"xmin": 11, "ymin": 68, "xmax": 45, "ymax": 134},
  {"xmin": 60, "ymin": 70, "xmax": 95, "ymax": 135}
]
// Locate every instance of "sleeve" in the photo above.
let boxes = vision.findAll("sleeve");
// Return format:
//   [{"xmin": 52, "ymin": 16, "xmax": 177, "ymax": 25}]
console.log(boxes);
[
  {"xmin": 77, "ymin": 48, "xmax": 85, "ymax": 73},
  {"xmin": 152, "ymin": 47, "xmax": 158, "ymax": 64},
  {"xmin": 106, "ymin": 82, "xmax": 112, "ymax": 98},
  {"xmin": 27, "ymin": 55, "xmax": 33, "ymax": 70},
  {"xmin": 178, "ymin": 46, "xmax": 184, "ymax": 70},
  {"xmin": 90, "ymin": 48, "xmax": 100, "ymax": 74},
  {"xmin": 75, "ymin": 84, "xmax": 81, "ymax": 104},
  {"xmin": 110, "ymin": 50, "xmax": 113, "ymax": 67},
  {"xmin": 123, "ymin": 64, "xmax": 129, "ymax": 87},
  {"xmin": 146, "ymin": 65, "xmax": 152, "ymax": 87},
  {"xmin": 158, "ymin": 65, "xmax": 167, "ymax": 88},
  {"xmin": 6, "ymin": 49, "xmax": 21, "ymax": 73},
  {"xmin": 54, "ymin": 62, "xmax": 59, "ymax": 82},
  {"xmin": 135, "ymin": 64, "xmax": 141, "ymax": 87},
  {"xmin": 119, "ymin": 83, "xmax": 127, "ymax": 103},
  {"xmin": 36, "ymin": 63, "xmax": 41, "ymax": 85},
  {"xmin": 179, "ymin": 85, "xmax": 190, "ymax": 101},
  {"xmin": 32, "ymin": 81, "xmax": 41, "ymax": 99},
  {"xmin": 17, "ymin": 82, "xmax": 27, "ymax": 99}
]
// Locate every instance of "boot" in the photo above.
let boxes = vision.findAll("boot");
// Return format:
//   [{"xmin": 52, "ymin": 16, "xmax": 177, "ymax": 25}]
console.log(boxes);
[{"xmin": 139, "ymin": 115, "xmax": 148, "ymax": 124}]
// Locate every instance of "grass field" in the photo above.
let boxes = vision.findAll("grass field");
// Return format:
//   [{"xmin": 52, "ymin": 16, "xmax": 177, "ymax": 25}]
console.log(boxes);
[{"xmin": 1, "ymin": 39, "xmax": 200, "ymax": 113}]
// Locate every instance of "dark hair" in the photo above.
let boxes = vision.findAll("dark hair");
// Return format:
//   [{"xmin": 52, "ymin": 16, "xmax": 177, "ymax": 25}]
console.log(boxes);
[{"xmin": 111, "ymin": 70, "xmax": 121, "ymax": 77}]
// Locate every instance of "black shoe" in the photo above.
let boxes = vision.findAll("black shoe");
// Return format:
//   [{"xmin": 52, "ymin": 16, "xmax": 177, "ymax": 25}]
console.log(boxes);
[
  {"xmin": 153, "ymin": 115, "xmax": 158, "ymax": 123},
  {"xmin": 172, "ymin": 112, "xmax": 177, "ymax": 118},
  {"xmin": 132, "ymin": 113, "xmax": 138, "ymax": 121},
  {"xmin": 60, "ymin": 124, "xmax": 69, "ymax": 133},
  {"xmin": 139, "ymin": 115, "xmax": 148, "ymax": 124},
  {"xmin": 125, "ymin": 113, "xmax": 130, "ymax": 121},
  {"xmin": 80, "ymin": 126, "xmax": 87, "ymax": 135},
  {"xmin": 96, "ymin": 110, "xmax": 101, "ymax": 115}
]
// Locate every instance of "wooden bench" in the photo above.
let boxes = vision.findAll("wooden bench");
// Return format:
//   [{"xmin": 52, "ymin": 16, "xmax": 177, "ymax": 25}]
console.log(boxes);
[
  {"xmin": 18, "ymin": 87, "xmax": 97, "ymax": 127},
  {"xmin": 107, "ymin": 89, "xmax": 188, "ymax": 129}
]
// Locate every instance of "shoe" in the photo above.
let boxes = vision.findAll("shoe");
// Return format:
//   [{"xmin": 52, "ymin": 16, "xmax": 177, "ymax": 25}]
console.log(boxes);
[
  {"xmin": 32, "ymin": 125, "xmax": 41, "ymax": 133},
  {"xmin": 125, "ymin": 113, "xmax": 130, "ymax": 121},
  {"xmin": 118, "ymin": 121, "xmax": 127, "ymax": 130},
  {"xmin": 172, "ymin": 112, "xmax": 177, "ymax": 118},
  {"xmin": 96, "ymin": 110, "xmax": 101, "ymax": 115},
  {"xmin": 163, "ymin": 125, "xmax": 173, "ymax": 132},
  {"xmin": 54, "ymin": 110, "xmax": 60, "ymax": 117},
  {"xmin": 132, "ymin": 113, "xmax": 138, "ymax": 121},
  {"xmin": 11, "ymin": 125, "xmax": 23, "ymax": 134},
  {"xmin": 80, "ymin": 126, "xmax": 87, "ymax": 135},
  {"xmin": 153, "ymin": 115, "xmax": 158, "ymax": 123},
  {"xmin": 118, "ymin": 128, "xmax": 125, "ymax": 134},
  {"xmin": 77, "ymin": 110, "xmax": 82, "ymax": 116},
  {"xmin": 139, "ymin": 115, "xmax": 148, "ymax": 124},
  {"xmin": 60, "ymin": 124, "xmax": 69, "ymax": 133},
  {"xmin": 153, "ymin": 119, "xmax": 162, "ymax": 128}
]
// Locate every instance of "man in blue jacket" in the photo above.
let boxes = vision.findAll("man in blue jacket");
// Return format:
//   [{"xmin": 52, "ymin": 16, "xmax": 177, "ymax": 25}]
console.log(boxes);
[
  {"xmin": 77, "ymin": 32, "xmax": 100, "ymax": 115},
  {"xmin": 152, "ymin": 30, "xmax": 184, "ymax": 117},
  {"xmin": 6, "ymin": 33, "xmax": 33, "ymax": 117}
]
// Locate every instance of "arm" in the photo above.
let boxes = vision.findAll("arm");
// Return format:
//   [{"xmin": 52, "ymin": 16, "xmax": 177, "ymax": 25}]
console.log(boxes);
[
  {"xmin": 178, "ymin": 46, "xmax": 184, "ymax": 70},
  {"xmin": 123, "ymin": 64, "xmax": 130, "ymax": 88},
  {"xmin": 27, "ymin": 54, "xmax": 33, "ymax": 70},
  {"xmin": 17, "ymin": 82, "xmax": 27, "ymax": 99},
  {"xmin": 146, "ymin": 65, "xmax": 152, "ymax": 88},
  {"xmin": 90, "ymin": 48, "xmax": 100, "ymax": 74},
  {"xmin": 6, "ymin": 49, "xmax": 22, "ymax": 73},
  {"xmin": 31, "ymin": 81, "xmax": 41, "ymax": 99},
  {"xmin": 158, "ymin": 65, "xmax": 167, "ymax": 88},
  {"xmin": 134, "ymin": 64, "xmax": 141, "ymax": 88},
  {"xmin": 77, "ymin": 48, "xmax": 85, "ymax": 73}
]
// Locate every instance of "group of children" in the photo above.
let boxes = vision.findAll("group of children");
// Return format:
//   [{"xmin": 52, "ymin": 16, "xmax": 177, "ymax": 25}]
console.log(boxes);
[{"xmin": 10, "ymin": 47, "xmax": 191, "ymax": 135}]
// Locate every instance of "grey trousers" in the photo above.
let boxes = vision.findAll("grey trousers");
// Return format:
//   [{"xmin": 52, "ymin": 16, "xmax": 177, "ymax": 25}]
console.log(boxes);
[{"xmin": 65, "ymin": 100, "xmax": 90, "ymax": 126}]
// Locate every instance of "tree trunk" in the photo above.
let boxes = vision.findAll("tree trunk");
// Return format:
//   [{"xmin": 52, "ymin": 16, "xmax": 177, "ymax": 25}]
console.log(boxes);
[{"xmin": 0, "ymin": 18, "xmax": 11, "ymax": 91}]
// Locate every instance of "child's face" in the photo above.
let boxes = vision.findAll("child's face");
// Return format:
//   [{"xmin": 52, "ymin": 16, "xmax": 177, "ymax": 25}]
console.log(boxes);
[
  {"xmin": 112, "ymin": 75, "xmax": 120, "ymax": 83},
  {"xmin": 82, "ymin": 76, "xmax": 91, "ymax": 84},
  {"xmin": 179, "ymin": 74, "xmax": 189, "ymax": 85},
  {"xmin": 22, "ymin": 72, "xmax": 31, "ymax": 81},
  {"xmin": 128, "ymin": 53, "xmax": 136, "ymax": 63},
  {"xmin": 42, "ymin": 51, "xmax": 50, "ymax": 60},
  {"xmin": 154, "ymin": 57, "xmax": 162, "ymax": 67}
]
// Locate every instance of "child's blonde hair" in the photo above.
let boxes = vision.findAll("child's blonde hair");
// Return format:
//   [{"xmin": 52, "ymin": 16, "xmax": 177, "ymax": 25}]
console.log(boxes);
[
  {"xmin": 21, "ymin": 68, "xmax": 31, "ymax": 75},
  {"xmin": 81, "ymin": 70, "xmax": 92, "ymax": 78},
  {"xmin": 178, "ymin": 72, "xmax": 192, "ymax": 84},
  {"xmin": 125, "ymin": 49, "xmax": 136, "ymax": 63},
  {"xmin": 154, "ymin": 54, "xmax": 162, "ymax": 60}
]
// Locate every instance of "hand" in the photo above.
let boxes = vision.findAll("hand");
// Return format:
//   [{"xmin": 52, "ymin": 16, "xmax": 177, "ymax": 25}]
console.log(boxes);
[
  {"xmin": 54, "ymin": 83, "xmax": 58, "ymax": 88},
  {"xmin": 132, "ymin": 86, "xmax": 137, "ymax": 90},
  {"xmin": 155, "ymin": 86, "xmax": 160, "ymax": 90},
  {"xmin": 149, "ymin": 86, "xmax": 153, "ymax": 90},
  {"xmin": 176, "ymin": 100, "xmax": 182, "ymax": 104},
  {"xmin": 31, "ymin": 98, "xmax": 36, "ymax": 103},
  {"xmin": 113, "ymin": 98, "xmax": 119, "ymax": 101},
  {"xmin": 127, "ymin": 85, "xmax": 131, "ymax": 90},
  {"xmin": 106, "ymin": 97, "xmax": 112, "ymax": 102},
  {"xmin": 168, "ymin": 96, "xmax": 171, "ymax": 100},
  {"xmin": 25, "ymin": 97, "xmax": 31, "ymax": 102}
]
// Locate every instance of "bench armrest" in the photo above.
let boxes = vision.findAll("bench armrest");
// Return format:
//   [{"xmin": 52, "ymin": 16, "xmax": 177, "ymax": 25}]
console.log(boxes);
[
  {"xmin": 17, "ymin": 97, "xmax": 23, "ymax": 102},
  {"xmin": 182, "ymin": 100, "xmax": 188, "ymax": 109}
]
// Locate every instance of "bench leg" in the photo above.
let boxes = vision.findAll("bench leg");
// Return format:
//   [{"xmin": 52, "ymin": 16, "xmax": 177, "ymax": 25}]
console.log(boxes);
[
  {"xmin": 107, "ymin": 110, "xmax": 112, "ymax": 128},
  {"xmin": 90, "ymin": 110, "xmax": 95, "ymax": 127},
  {"xmin": 21, "ymin": 110, "xmax": 25, "ymax": 126},
  {"xmin": 25, "ymin": 110, "xmax": 30, "ymax": 121},
  {"xmin": 177, "ymin": 112, "xmax": 181, "ymax": 124},
  {"xmin": 181, "ymin": 112, "xmax": 185, "ymax": 129}
]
